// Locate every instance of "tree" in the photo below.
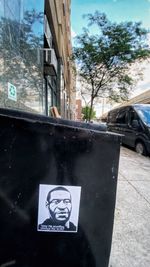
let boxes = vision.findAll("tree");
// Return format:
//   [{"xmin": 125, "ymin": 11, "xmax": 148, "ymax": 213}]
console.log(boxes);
[
  {"xmin": 82, "ymin": 106, "xmax": 96, "ymax": 122},
  {"xmin": 73, "ymin": 11, "xmax": 150, "ymax": 121}
]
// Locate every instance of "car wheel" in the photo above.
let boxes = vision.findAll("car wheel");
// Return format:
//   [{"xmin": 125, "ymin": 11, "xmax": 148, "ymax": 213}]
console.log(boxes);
[{"xmin": 135, "ymin": 142, "xmax": 147, "ymax": 156}]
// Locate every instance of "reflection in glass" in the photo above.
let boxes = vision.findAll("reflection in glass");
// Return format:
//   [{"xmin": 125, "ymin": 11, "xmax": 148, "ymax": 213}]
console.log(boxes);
[
  {"xmin": 135, "ymin": 105, "xmax": 150, "ymax": 126},
  {"xmin": 46, "ymin": 75, "xmax": 57, "ymax": 115},
  {"xmin": 0, "ymin": 0, "xmax": 45, "ymax": 114}
]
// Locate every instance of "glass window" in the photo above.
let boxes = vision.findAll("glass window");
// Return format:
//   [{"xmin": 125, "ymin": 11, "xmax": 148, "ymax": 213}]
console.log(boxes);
[
  {"xmin": 46, "ymin": 76, "xmax": 57, "ymax": 115},
  {"xmin": 128, "ymin": 108, "xmax": 138, "ymax": 125},
  {"xmin": 116, "ymin": 109, "xmax": 127, "ymax": 124},
  {"xmin": 135, "ymin": 105, "xmax": 150, "ymax": 126},
  {"xmin": 108, "ymin": 110, "xmax": 117, "ymax": 123},
  {"xmin": 0, "ymin": 0, "xmax": 45, "ymax": 114}
]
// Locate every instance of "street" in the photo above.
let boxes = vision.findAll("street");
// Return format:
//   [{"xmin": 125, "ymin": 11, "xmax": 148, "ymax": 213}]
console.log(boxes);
[{"xmin": 109, "ymin": 146, "xmax": 150, "ymax": 267}]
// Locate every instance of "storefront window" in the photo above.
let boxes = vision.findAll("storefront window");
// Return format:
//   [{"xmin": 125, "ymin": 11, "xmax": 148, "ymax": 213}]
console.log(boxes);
[
  {"xmin": 46, "ymin": 75, "xmax": 57, "ymax": 115},
  {"xmin": 0, "ymin": 0, "xmax": 45, "ymax": 114}
]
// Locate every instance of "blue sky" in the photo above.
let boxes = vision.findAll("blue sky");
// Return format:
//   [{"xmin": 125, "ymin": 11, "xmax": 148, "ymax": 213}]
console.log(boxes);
[
  {"xmin": 71, "ymin": 0, "xmax": 150, "ymax": 113},
  {"xmin": 71, "ymin": 0, "xmax": 150, "ymax": 36}
]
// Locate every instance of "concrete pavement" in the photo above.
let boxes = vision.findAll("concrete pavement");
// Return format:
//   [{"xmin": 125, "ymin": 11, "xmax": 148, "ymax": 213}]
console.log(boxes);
[{"xmin": 109, "ymin": 146, "xmax": 150, "ymax": 267}]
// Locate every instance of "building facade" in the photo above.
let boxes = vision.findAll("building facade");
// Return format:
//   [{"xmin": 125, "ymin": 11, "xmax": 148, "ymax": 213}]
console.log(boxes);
[
  {"xmin": 124, "ymin": 89, "xmax": 150, "ymax": 105},
  {"xmin": 0, "ymin": 0, "xmax": 75, "ymax": 119},
  {"xmin": 75, "ymin": 99, "xmax": 82, "ymax": 121},
  {"xmin": 101, "ymin": 89, "xmax": 150, "ymax": 121}
]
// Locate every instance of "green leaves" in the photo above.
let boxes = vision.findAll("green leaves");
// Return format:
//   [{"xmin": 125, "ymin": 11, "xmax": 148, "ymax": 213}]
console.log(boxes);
[
  {"xmin": 73, "ymin": 11, "xmax": 150, "ymax": 114},
  {"xmin": 82, "ymin": 106, "xmax": 96, "ymax": 122}
]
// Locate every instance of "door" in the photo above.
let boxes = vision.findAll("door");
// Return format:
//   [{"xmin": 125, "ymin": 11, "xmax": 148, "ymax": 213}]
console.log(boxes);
[
  {"xmin": 124, "ymin": 107, "xmax": 140, "ymax": 147},
  {"xmin": 115, "ymin": 108, "xmax": 128, "ymax": 144}
]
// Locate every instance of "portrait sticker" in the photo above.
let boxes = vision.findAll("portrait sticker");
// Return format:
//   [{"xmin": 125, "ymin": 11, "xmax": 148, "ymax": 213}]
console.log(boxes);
[{"xmin": 37, "ymin": 184, "xmax": 81, "ymax": 233}]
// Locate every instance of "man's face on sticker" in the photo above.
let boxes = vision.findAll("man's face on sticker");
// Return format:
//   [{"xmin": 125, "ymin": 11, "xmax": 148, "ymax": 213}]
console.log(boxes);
[{"xmin": 48, "ymin": 190, "xmax": 72, "ymax": 223}]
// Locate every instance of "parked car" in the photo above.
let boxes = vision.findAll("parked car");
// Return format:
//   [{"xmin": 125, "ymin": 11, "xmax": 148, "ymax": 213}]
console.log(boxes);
[{"xmin": 107, "ymin": 104, "xmax": 150, "ymax": 155}]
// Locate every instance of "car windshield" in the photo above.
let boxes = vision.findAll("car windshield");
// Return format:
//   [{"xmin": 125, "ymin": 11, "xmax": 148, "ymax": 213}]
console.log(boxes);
[{"xmin": 134, "ymin": 106, "xmax": 150, "ymax": 127}]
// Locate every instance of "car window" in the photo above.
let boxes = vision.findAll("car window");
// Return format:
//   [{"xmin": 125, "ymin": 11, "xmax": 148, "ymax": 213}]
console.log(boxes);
[
  {"xmin": 116, "ymin": 109, "xmax": 128, "ymax": 124},
  {"xmin": 108, "ymin": 110, "xmax": 118, "ymax": 123},
  {"xmin": 128, "ymin": 109, "xmax": 139, "ymax": 124},
  {"xmin": 135, "ymin": 106, "xmax": 150, "ymax": 126}
]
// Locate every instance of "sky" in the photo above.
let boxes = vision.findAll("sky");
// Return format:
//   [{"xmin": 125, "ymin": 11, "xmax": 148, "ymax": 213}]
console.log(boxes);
[
  {"xmin": 71, "ymin": 0, "xmax": 150, "ymax": 115},
  {"xmin": 71, "ymin": 0, "xmax": 150, "ymax": 36}
]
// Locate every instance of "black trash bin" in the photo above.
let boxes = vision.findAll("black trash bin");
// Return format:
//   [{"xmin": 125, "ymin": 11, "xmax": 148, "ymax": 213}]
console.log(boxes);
[{"xmin": 0, "ymin": 108, "xmax": 121, "ymax": 267}]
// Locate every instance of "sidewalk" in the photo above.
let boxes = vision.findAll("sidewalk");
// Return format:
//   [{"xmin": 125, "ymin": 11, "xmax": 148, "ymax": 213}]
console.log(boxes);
[{"xmin": 109, "ymin": 146, "xmax": 150, "ymax": 267}]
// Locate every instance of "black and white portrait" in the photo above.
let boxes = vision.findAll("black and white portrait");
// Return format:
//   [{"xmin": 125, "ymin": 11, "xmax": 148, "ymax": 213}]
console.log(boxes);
[{"xmin": 37, "ymin": 184, "xmax": 81, "ymax": 233}]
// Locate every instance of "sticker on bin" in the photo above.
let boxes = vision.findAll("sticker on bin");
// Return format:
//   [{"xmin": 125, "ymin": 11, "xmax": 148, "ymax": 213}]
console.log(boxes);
[{"xmin": 37, "ymin": 184, "xmax": 81, "ymax": 233}]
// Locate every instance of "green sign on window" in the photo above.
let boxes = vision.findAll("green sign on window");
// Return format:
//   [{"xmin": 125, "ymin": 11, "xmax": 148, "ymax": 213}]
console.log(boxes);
[{"xmin": 8, "ymin": 82, "xmax": 17, "ymax": 101}]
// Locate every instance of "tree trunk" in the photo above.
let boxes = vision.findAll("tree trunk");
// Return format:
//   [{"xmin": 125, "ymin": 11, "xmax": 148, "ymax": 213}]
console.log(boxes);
[{"xmin": 89, "ymin": 97, "xmax": 94, "ymax": 122}]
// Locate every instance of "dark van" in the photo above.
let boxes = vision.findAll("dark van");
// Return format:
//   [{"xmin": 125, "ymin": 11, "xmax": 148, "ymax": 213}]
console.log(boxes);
[{"xmin": 107, "ymin": 104, "xmax": 150, "ymax": 155}]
